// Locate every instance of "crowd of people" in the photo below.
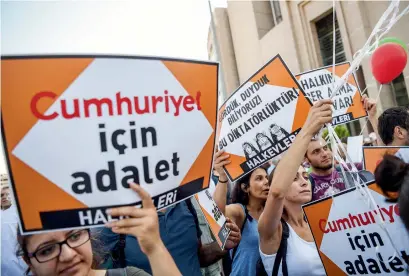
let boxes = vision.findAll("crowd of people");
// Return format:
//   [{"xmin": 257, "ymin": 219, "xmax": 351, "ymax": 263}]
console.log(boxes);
[{"xmin": 2, "ymin": 94, "xmax": 409, "ymax": 276}]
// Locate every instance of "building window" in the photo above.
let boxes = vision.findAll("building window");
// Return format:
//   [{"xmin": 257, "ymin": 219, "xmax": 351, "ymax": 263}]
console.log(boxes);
[
  {"xmin": 315, "ymin": 12, "xmax": 346, "ymax": 66},
  {"xmin": 391, "ymin": 73, "xmax": 409, "ymax": 107},
  {"xmin": 271, "ymin": 0, "xmax": 282, "ymax": 24}
]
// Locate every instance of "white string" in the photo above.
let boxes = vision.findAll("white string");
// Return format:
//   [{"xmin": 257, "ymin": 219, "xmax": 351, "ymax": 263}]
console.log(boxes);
[
  {"xmin": 329, "ymin": 0, "xmax": 409, "ymax": 100},
  {"xmin": 327, "ymin": 124, "xmax": 407, "ymax": 267},
  {"xmin": 358, "ymin": 84, "xmax": 383, "ymax": 137},
  {"xmin": 332, "ymin": 0, "xmax": 336, "ymax": 89},
  {"xmin": 316, "ymin": 0, "xmax": 408, "ymax": 267}
]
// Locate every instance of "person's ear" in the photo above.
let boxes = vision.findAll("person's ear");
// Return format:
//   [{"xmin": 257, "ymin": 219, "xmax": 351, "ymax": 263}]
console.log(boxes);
[
  {"xmin": 304, "ymin": 156, "xmax": 309, "ymax": 164},
  {"xmin": 394, "ymin": 126, "xmax": 405, "ymax": 140},
  {"xmin": 241, "ymin": 183, "xmax": 249, "ymax": 193}
]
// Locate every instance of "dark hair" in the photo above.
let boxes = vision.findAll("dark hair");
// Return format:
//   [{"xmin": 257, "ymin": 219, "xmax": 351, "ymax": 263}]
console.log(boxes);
[
  {"xmin": 399, "ymin": 176, "xmax": 409, "ymax": 231},
  {"xmin": 232, "ymin": 167, "xmax": 267, "ymax": 205},
  {"xmin": 242, "ymin": 142, "xmax": 259, "ymax": 159},
  {"xmin": 16, "ymin": 228, "xmax": 104, "ymax": 274},
  {"xmin": 375, "ymin": 154, "xmax": 409, "ymax": 231},
  {"xmin": 374, "ymin": 154, "xmax": 407, "ymax": 199},
  {"xmin": 378, "ymin": 107, "xmax": 409, "ymax": 145},
  {"xmin": 16, "ymin": 230, "xmax": 31, "ymax": 275}
]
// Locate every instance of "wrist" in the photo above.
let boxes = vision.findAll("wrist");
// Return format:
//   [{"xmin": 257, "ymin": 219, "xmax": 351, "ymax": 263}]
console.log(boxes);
[
  {"xmin": 145, "ymin": 240, "xmax": 167, "ymax": 258},
  {"xmin": 298, "ymin": 127, "xmax": 314, "ymax": 141},
  {"xmin": 218, "ymin": 173, "xmax": 228, "ymax": 182},
  {"xmin": 218, "ymin": 177, "xmax": 228, "ymax": 183},
  {"xmin": 369, "ymin": 116, "xmax": 377, "ymax": 125}
]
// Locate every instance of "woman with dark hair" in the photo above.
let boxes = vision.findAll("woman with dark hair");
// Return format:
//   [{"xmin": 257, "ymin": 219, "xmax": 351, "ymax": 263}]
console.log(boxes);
[
  {"xmin": 243, "ymin": 142, "xmax": 259, "ymax": 159},
  {"xmin": 16, "ymin": 184, "xmax": 181, "ymax": 276},
  {"xmin": 269, "ymin": 124, "xmax": 290, "ymax": 144},
  {"xmin": 255, "ymin": 133, "xmax": 274, "ymax": 151},
  {"xmin": 258, "ymin": 99, "xmax": 332, "ymax": 276},
  {"xmin": 375, "ymin": 154, "xmax": 409, "ymax": 230},
  {"xmin": 213, "ymin": 150, "xmax": 269, "ymax": 276}
]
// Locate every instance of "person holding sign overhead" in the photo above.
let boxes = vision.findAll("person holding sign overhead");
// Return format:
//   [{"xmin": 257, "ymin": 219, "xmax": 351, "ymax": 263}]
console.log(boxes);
[
  {"xmin": 16, "ymin": 184, "xmax": 181, "ymax": 276},
  {"xmin": 305, "ymin": 96, "xmax": 377, "ymax": 200},
  {"xmin": 258, "ymin": 99, "xmax": 333, "ymax": 276},
  {"xmin": 213, "ymin": 150, "xmax": 269, "ymax": 276}
]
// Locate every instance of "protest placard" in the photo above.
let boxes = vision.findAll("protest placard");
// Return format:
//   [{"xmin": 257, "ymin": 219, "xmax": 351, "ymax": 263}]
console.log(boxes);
[
  {"xmin": 347, "ymin": 135, "xmax": 364, "ymax": 163},
  {"xmin": 194, "ymin": 190, "xmax": 231, "ymax": 250},
  {"xmin": 362, "ymin": 146, "xmax": 409, "ymax": 174},
  {"xmin": 296, "ymin": 62, "xmax": 367, "ymax": 126},
  {"xmin": 1, "ymin": 55, "xmax": 218, "ymax": 234},
  {"xmin": 303, "ymin": 182, "xmax": 409, "ymax": 275},
  {"xmin": 217, "ymin": 54, "xmax": 311, "ymax": 182}
]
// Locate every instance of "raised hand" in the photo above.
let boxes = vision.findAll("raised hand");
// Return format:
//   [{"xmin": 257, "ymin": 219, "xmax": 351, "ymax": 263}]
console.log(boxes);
[
  {"xmin": 213, "ymin": 149, "xmax": 230, "ymax": 181},
  {"xmin": 361, "ymin": 95, "xmax": 377, "ymax": 119},
  {"xmin": 302, "ymin": 99, "xmax": 333, "ymax": 136},
  {"xmin": 224, "ymin": 217, "xmax": 241, "ymax": 250},
  {"xmin": 106, "ymin": 184, "xmax": 162, "ymax": 256}
]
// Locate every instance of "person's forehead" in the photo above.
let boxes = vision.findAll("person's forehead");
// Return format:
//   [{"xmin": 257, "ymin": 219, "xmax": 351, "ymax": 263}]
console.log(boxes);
[
  {"xmin": 252, "ymin": 168, "xmax": 267, "ymax": 176},
  {"xmin": 308, "ymin": 139, "xmax": 327, "ymax": 151},
  {"xmin": 27, "ymin": 230, "xmax": 71, "ymax": 248}
]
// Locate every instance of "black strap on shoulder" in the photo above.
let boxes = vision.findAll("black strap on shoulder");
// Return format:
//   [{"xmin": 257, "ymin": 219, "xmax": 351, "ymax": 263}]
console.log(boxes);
[
  {"xmin": 117, "ymin": 234, "xmax": 126, "ymax": 268},
  {"xmin": 272, "ymin": 219, "xmax": 289, "ymax": 276},
  {"xmin": 106, "ymin": 268, "xmax": 127, "ymax": 276},
  {"xmin": 231, "ymin": 205, "xmax": 249, "ymax": 260},
  {"xmin": 185, "ymin": 199, "xmax": 202, "ymax": 239}
]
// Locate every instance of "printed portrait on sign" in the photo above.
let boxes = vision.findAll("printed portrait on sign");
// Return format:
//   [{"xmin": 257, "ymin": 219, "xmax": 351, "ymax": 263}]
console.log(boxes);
[
  {"xmin": 269, "ymin": 123, "xmax": 289, "ymax": 144},
  {"xmin": 242, "ymin": 142, "xmax": 259, "ymax": 160},
  {"xmin": 255, "ymin": 132, "xmax": 274, "ymax": 152}
]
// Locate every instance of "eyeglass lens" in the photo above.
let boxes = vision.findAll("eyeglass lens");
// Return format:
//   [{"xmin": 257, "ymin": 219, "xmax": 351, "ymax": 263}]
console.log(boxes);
[{"xmin": 34, "ymin": 230, "xmax": 89, "ymax": 263}]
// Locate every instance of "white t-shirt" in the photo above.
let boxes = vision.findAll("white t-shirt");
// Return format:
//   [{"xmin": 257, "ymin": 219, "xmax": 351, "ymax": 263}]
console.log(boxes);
[
  {"xmin": 395, "ymin": 148, "xmax": 409, "ymax": 163},
  {"xmin": 259, "ymin": 222, "xmax": 326, "ymax": 276},
  {"xmin": 1, "ymin": 206, "xmax": 29, "ymax": 275}
]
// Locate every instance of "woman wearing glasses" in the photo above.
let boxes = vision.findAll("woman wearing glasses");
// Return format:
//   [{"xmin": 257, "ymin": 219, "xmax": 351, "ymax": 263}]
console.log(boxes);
[{"xmin": 16, "ymin": 184, "xmax": 181, "ymax": 276}]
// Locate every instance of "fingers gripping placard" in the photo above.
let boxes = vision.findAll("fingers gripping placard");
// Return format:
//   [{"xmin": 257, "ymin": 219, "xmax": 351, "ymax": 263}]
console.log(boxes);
[
  {"xmin": 1, "ymin": 55, "xmax": 218, "ymax": 234},
  {"xmin": 217, "ymin": 55, "xmax": 311, "ymax": 182},
  {"xmin": 194, "ymin": 190, "xmax": 231, "ymax": 250}
]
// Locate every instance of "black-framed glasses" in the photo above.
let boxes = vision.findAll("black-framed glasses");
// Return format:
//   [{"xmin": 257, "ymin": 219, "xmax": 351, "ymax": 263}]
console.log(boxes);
[{"xmin": 28, "ymin": 229, "xmax": 90, "ymax": 263}]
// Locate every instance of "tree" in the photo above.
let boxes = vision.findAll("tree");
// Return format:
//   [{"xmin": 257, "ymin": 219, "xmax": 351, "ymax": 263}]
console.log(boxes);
[{"xmin": 322, "ymin": 125, "xmax": 350, "ymax": 140}]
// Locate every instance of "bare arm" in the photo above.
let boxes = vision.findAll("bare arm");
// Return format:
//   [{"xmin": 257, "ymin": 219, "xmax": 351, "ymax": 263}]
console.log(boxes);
[
  {"xmin": 198, "ymin": 217, "xmax": 241, "ymax": 267},
  {"xmin": 198, "ymin": 241, "xmax": 226, "ymax": 267},
  {"xmin": 258, "ymin": 100, "xmax": 333, "ymax": 254},
  {"xmin": 212, "ymin": 150, "xmax": 231, "ymax": 214}
]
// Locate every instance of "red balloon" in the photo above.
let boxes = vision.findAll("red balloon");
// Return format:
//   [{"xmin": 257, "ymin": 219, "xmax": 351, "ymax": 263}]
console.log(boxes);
[{"xmin": 371, "ymin": 43, "xmax": 407, "ymax": 84}]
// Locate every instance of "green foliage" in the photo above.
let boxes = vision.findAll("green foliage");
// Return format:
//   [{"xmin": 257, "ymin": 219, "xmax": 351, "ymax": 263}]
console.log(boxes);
[{"xmin": 322, "ymin": 125, "xmax": 350, "ymax": 140}]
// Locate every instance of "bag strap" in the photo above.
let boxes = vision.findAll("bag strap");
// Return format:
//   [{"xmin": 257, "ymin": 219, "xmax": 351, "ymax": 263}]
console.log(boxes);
[
  {"xmin": 118, "ymin": 234, "xmax": 126, "ymax": 268},
  {"xmin": 272, "ymin": 219, "xmax": 289, "ymax": 276},
  {"xmin": 185, "ymin": 199, "xmax": 202, "ymax": 240},
  {"xmin": 231, "ymin": 204, "xmax": 249, "ymax": 260}
]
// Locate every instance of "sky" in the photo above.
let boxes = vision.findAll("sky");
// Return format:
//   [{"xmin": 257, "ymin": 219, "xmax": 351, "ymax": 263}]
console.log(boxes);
[{"xmin": 0, "ymin": 0, "xmax": 227, "ymax": 174}]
